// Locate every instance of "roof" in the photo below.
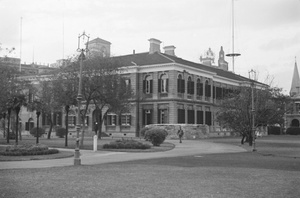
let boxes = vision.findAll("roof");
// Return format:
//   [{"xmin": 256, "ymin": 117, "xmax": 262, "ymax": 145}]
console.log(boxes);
[
  {"xmin": 290, "ymin": 61, "xmax": 300, "ymax": 96},
  {"xmin": 113, "ymin": 51, "xmax": 256, "ymax": 83},
  {"xmin": 88, "ymin": 37, "xmax": 111, "ymax": 45}
]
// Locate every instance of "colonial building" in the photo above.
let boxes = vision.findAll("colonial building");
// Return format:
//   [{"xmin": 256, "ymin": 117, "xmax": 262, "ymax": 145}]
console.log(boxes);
[{"xmin": 15, "ymin": 37, "xmax": 260, "ymax": 138}]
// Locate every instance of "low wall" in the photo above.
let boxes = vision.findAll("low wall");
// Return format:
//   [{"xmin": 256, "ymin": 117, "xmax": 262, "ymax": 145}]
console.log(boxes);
[{"xmin": 146, "ymin": 124, "xmax": 209, "ymax": 140}]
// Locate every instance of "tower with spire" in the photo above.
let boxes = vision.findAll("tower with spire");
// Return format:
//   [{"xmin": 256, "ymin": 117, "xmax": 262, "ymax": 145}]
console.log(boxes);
[
  {"xmin": 286, "ymin": 57, "xmax": 300, "ymax": 130},
  {"xmin": 290, "ymin": 58, "xmax": 300, "ymax": 97}
]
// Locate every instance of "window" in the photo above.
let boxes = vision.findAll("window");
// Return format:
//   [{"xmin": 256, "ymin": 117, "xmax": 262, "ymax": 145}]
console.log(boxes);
[
  {"xmin": 205, "ymin": 80, "xmax": 211, "ymax": 97},
  {"xmin": 158, "ymin": 109, "xmax": 168, "ymax": 124},
  {"xmin": 196, "ymin": 78, "xmax": 203, "ymax": 96},
  {"xmin": 187, "ymin": 76, "xmax": 194, "ymax": 95},
  {"xmin": 107, "ymin": 114, "xmax": 117, "ymax": 126},
  {"xmin": 197, "ymin": 110, "xmax": 204, "ymax": 124},
  {"xmin": 66, "ymin": 110, "xmax": 76, "ymax": 127},
  {"xmin": 68, "ymin": 116, "xmax": 76, "ymax": 126},
  {"xmin": 125, "ymin": 79, "xmax": 131, "ymax": 89},
  {"xmin": 158, "ymin": 74, "xmax": 168, "ymax": 93},
  {"xmin": 177, "ymin": 109, "xmax": 185, "ymax": 124},
  {"xmin": 187, "ymin": 109, "xmax": 195, "ymax": 124},
  {"xmin": 143, "ymin": 109, "xmax": 152, "ymax": 125},
  {"xmin": 177, "ymin": 74, "xmax": 185, "ymax": 93},
  {"xmin": 205, "ymin": 107, "xmax": 212, "ymax": 126},
  {"xmin": 121, "ymin": 114, "xmax": 131, "ymax": 126},
  {"xmin": 143, "ymin": 75, "xmax": 153, "ymax": 94}
]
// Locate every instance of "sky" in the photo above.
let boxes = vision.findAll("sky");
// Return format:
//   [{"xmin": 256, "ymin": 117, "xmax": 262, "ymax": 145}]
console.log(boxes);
[{"xmin": 0, "ymin": 0, "xmax": 299, "ymax": 94}]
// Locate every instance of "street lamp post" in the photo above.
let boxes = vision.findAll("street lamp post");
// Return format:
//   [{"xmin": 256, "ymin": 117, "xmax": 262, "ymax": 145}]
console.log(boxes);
[
  {"xmin": 36, "ymin": 111, "xmax": 40, "ymax": 144},
  {"xmin": 249, "ymin": 69, "xmax": 257, "ymax": 152},
  {"xmin": 74, "ymin": 31, "xmax": 89, "ymax": 166}
]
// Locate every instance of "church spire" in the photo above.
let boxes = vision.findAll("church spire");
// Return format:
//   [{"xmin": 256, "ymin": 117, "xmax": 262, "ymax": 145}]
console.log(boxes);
[{"xmin": 290, "ymin": 57, "xmax": 300, "ymax": 96}]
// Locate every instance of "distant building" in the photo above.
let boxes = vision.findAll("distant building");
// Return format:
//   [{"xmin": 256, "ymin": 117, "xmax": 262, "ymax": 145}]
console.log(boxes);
[
  {"xmin": 286, "ymin": 59, "xmax": 300, "ymax": 128},
  {"xmin": 87, "ymin": 37, "xmax": 111, "ymax": 58}
]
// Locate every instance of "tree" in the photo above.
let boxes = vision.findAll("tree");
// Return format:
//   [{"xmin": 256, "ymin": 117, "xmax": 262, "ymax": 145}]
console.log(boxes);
[
  {"xmin": 0, "ymin": 64, "xmax": 33, "ymax": 143},
  {"xmin": 7, "ymin": 94, "xmax": 27, "ymax": 145},
  {"xmin": 216, "ymin": 86, "xmax": 289, "ymax": 145},
  {"xmin": 86, "ymin": 57, "xmax": 134, "ymax": 139}
]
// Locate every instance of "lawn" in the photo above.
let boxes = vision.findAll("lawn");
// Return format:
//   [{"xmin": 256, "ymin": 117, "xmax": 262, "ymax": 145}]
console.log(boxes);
[{"xmin": 0, "ymin": 135, "xmax": 299, "ymax": 198}]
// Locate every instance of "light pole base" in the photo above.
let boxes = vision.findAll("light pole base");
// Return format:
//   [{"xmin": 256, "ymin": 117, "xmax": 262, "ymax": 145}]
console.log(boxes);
[{"xmin": 74, "ymin": 149, "xmax": 81, "ymax": 165}]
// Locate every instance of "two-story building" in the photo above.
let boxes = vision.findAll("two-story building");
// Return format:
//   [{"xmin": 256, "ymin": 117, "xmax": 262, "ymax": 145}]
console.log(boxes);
[{"xmin": 16, "ymin": 37, "xmax": 257, "ymax": 138}]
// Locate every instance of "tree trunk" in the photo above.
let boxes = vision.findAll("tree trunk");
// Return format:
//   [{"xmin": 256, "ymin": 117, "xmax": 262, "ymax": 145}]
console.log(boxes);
[
  {"xmin": 7, "ymin": 109, "xmax": 11, "ymax": 143},
  {"xmin": 47, "ymin": 117, "xmax": 53, "ymax": 139},
  {"xmin": 97, "ymin": 113, "xmax": 104, "ymax": 140},
  {"xmin": 15, "ymin": 108, "xmax": 20, "ymax": 145},
  {"xmin": 65, "ymin": 107, "xmax": 69, "ymax": 147}
]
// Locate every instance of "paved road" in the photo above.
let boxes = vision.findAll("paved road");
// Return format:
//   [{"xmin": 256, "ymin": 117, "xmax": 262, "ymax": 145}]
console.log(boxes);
[{"xmin": 0, "ymin": 140, "xmax": 246, "ymax": 170}]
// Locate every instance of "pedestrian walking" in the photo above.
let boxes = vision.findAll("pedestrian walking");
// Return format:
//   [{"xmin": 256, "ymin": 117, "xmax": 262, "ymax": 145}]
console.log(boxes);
[{"xmin": 177, "ymin": 126, "xmax": 184, "ymax": 143}]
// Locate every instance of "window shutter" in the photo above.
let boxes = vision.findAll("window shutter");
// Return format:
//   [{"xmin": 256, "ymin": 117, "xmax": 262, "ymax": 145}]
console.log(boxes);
[
  {"xmin": 143, "ymin": 80, "xmax": 146, "ymax": 93},
  {"xmin": 158, "ymin": 79, "xmax": 161, "ymax": 93},
  {"xmin": 205, "ymin": 111, "xmax": 212, "ymax": 126},
  {"xmin": 191, "ymin": 82, "xmax": 195, "ymax": 94},
  {"xmin": 181, "ymin": 80, "xmax": 185, "ymax": 93},
  {"xmin": 150, "ymin": 80, "xmax": 153, "ymax": 93},
  {"xmin": 73, "ymin": 116, "xmax": 76, "ymax": 125},
  {"xmin": 129, "ymin": 115, "xmax": 131, "ymax": 125},
  {"xmin": 197, "ymin": 111, "xmax": 204, "ymax": 124},
  {"xmin": 166, "ymin": 79, "xmax": 169, "ymax": 92},
  {"xmin": 142, "ymin": 110, "xmax": 145, "ymax": 125},
  {"xmin": 158, "ymin": 109, "xmax": 161, "ymax": 124}
]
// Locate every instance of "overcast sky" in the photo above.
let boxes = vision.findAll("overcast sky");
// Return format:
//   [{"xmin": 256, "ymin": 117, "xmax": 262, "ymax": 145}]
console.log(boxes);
[{"xmin": 0, "ymin": 0, "xmax": 299, "ymax": 94}]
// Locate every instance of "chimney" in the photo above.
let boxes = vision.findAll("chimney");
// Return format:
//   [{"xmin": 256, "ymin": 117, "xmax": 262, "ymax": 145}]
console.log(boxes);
[
  {"xmin": 163, "ymin": 45, "xmax": 176, "ymax": 56},
  {"xmin": 149, "ymin": 38, "xmax": 161, "ymax": 54}
]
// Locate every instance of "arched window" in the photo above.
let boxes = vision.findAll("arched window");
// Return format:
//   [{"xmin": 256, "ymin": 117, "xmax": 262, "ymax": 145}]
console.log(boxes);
[
  {"xmin": 158, "ymin": 74, "xmax": 168, "ymax": 93},
  {"xmin": 187, "ymin": 76, "xmax": 194, "ymax": 95},
  {"xmin": 143, "ymin": 75, "xmax": 153, "ymax": 94},
  {"xmin": 196, "ymin": 78, "xmax": 203, "ymax": 96},
  {"xmin": 177, "ymin": 74, "xmax": 185, "ymax": 93}
]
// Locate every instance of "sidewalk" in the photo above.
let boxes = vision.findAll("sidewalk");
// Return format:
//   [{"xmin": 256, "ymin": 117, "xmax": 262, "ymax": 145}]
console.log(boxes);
[{"xmin": 0, "ymin": 140, "xmax": 246, "ymax": 170}]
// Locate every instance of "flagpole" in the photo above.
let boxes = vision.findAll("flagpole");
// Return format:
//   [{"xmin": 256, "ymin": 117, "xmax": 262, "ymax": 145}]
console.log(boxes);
[{"xmin": 19, "ymin": 17, "xmax": 23, "ymax": 72}]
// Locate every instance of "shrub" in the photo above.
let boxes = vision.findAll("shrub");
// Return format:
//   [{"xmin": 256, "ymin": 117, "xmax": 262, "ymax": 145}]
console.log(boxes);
[
  {"xmin": 1, "ymin": 144, "xmax": 59, "ymax": 156},
  {"xmin": 268, "ymin": 126, "xmax": 281, "ymax": 135},
  {"xmin": 55, "ymin": 127, "xmax": 66, "ymax": 138},
  {"xmin": 103, "ymin": 139, "xmax": 151, "ymax": 150},
  {"xmin": 30, "ymin": 127, "xmax": 46, "ymax": 138},
  {"xmin": 144, "ymin": 128, "xmax": 168, "ymax": 146},
  {"xmin": 286, "ymin": 127, "xmax": 300, "ymax": 135},
  {"xmin": 140, "ymin": 127, "xmax": 150, "ymax": 138}
]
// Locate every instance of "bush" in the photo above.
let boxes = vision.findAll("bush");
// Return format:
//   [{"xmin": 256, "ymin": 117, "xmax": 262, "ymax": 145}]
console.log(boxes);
[
  {"xmin": 0, "ymin": 144, "xmax": 59, "ymax": 156},
  {"xmin": 268, "ymin": 126, "xmax": 281, "ymax": 135},
  {"xmin": 286, "ymin": 127, "xmax": 300, "ymax": 135},
  {"xmin": 55, "ymin": 127, "xmax": 66, "ymax": 138},
  {"xmin": 140, "ymin": 127, "xmax": 150, "ymax": 138},
  {"xmin": 144, "ymin": 128, "xmax": 168, "ymax": 146},
  {"xmin": 30, "ymin": 127, "xmax": 46, "ymax": 138},
  {"xmin": 103, "ymin": 139, "xmax": 151, "ymax": 150}
]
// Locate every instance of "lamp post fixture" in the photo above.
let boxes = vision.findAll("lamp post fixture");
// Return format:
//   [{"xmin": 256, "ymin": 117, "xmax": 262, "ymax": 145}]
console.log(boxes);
[
  {"xmin": 249, "ymin": 69, "xmax": 257, "ymax": 152},
  {"xmin": 74, "ymin": 31, "xmax": 89, "ymax": 166}
]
